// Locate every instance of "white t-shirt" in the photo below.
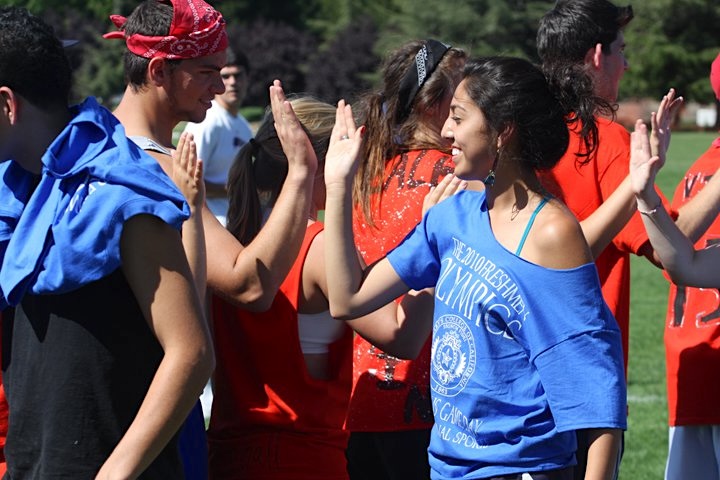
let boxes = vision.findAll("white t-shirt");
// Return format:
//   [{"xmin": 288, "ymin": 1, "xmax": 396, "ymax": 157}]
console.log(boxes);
[{"xmin": 184, "ymin": 101, "xmax": 253, "ymax": 223}]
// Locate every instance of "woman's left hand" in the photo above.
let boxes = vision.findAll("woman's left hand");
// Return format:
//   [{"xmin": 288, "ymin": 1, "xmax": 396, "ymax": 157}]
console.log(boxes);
[{"xmin": 422, "ymin": 174, "xmax": 467, "ymax": 215}]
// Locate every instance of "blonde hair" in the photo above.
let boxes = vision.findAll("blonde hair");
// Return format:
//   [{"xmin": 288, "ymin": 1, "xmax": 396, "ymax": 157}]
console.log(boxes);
[{"xmin": 226, "ymin": 96, "xmax": 335, "ymax": 245}]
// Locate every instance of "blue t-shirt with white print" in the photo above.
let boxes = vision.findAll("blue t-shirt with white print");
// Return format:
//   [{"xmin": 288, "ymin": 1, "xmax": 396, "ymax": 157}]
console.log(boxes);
[{"xmin": 387, "ymin": 189, "xmax": 626, "ymax": 479}]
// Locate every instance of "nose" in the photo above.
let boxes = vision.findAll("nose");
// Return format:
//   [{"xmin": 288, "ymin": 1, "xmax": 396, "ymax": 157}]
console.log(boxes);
[
  {"xmin": 213, "ymin": 73, "xmax": 226, "ymax": 95},
  {"xmin": 441, "ymin": 116, "xmax": 454, "ymax": 139}
]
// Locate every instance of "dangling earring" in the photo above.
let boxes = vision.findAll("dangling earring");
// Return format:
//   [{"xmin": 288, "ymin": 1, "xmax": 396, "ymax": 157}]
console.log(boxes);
[{"xmin": 483, "ymin": 147, "xmax": 500, "ymax": 186}]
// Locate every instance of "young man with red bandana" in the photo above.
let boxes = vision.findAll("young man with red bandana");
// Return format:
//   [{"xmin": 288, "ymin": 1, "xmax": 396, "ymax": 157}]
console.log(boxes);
[{"xmin": 105, "ymin": 1, "xmax": 318, "ymax": 477}]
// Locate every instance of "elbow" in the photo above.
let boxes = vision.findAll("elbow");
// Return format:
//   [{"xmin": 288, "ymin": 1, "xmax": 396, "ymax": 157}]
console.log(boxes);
[
  {"xmin": 667, "ymin": 269, "xmax": 691, "ymax": 287},
  {"xmin": 196, "ymin": 342, "xmax": 216, "ymax": 383},
  {"xmin": 328, "ymin": 304, "xmax": 356, "ymax": 322},
  {"xmin": 225, "ymin": 281, "xmax": 277, "ymax": 312},
  {"xmin": 387, "ymin": 343, "xmax": 423, "ymax": 360}
]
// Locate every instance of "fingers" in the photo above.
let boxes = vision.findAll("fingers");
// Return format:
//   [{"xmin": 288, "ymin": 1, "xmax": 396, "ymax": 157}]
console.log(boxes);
[
  {"xmin": 175, "ymin": 132, "xmax": 189, "ymax": 171},
  {"xmin": 194, "ymin": 158, "xmax": 203, "ymax": 183},
  {"xmin": 332, "ymin": 99, "xmax": 348, "ymax": 143},
  {"xmin": 344, "ymin": 102, "xmax": 357, "ymax": 140},
  {"xmin": 631, "ymin": 120, "xmax": 653, "ymax": 163},
  {"xmin": 269, "ymin": 79, "xmax": 287, "ymax": 128},
  {"xmin": 423, "ymin": 174, "xmax": 467, "ymax": 214}
]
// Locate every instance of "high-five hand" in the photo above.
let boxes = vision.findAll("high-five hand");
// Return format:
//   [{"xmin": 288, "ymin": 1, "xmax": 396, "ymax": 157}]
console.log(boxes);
[
  {"xmin": 269, "ymin": 79, "xmax": 317, "ymax": 177},
  {"xmin": 650, "ymin": 88, "xmax": 683, "ymax": 166},
  {"xmin": 324, "ymin": 99, "xmax": 365, "ymax": 189},
  {"xmin": 172, "ymin": 131, "xmax": 205, "ymax": 212}
]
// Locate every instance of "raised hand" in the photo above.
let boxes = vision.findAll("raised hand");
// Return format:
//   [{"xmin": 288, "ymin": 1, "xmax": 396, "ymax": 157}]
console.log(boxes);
[
  {"xmin": 269, "ymin": 79, "xmax": 317, "ymax": 177},
  {"xmin": 422, "ymin": 174, "xmax": 467, "ymax": 215},
  {"xmin": 172, "ymin": 131, "xmax": 205, "ymax": 212},
  {"xmin": 324, "ymin": 99, "xmax": 364, "ymax": 188},
  {"xmin": 629, "ymin": 119, "xmax": 662, "ymax": 203},
  {"xmin": 650, "ymin": 88, "xmax": 683, "ymax": 166}
]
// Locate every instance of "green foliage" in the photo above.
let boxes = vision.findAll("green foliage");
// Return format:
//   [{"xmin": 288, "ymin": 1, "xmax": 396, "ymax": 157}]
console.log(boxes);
[
  {"xmin": 9, "ymin": 0, "xmax": 137, "ymax": 20},
  {"xmin": 371, "ymin": 0, "xmax": 548, "ymax": 60},
  {"xmin": 621, "ymin": 0, "xmax": 720, "ymax": 103},
  {"xmin": 73, "ymin": 39, "xmax": 126, "ymax": 108}
]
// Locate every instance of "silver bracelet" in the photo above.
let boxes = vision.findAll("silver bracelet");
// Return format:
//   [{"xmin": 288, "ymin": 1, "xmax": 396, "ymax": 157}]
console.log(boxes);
[{"xmin": 637, "ymin": 201, "xmax": 662, "ymax": 216}]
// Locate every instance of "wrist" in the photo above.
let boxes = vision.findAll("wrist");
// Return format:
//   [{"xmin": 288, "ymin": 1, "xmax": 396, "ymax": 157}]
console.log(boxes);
[
  {"xmin": 635, "ymin": 195, "xmax": 662, "ymax": 215},
  {"xmin": 286, "ymin": 165, "xmax": 317, "ymax": 186}
]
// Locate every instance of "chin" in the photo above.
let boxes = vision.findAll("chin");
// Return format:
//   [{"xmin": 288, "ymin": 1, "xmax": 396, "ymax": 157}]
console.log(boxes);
[{"xmin": 189, "ymin": 110, "xmax": 209, "ymax": 124}]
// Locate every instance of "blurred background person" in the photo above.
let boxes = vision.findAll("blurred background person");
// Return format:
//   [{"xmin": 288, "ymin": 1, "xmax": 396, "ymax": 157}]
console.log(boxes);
[{"xmin": 184, "ymin": 46, "xmax": 254, "ymax": 226}]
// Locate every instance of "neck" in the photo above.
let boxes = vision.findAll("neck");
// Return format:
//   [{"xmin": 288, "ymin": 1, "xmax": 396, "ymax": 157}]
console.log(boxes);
[
  {"xmin": 216, "ymin": 98, "xmax": 239, "ymax": 116},
  {"xmin": 113, "ymin": 85, "xmax": 177, "ymax": 148},
  {"xmin": 484, "ymin": 158, "xmax": 544, "ymax": 212},
  {"xmin": 14, "ymin": 105, "xmax": 72, "ymax": 174}
]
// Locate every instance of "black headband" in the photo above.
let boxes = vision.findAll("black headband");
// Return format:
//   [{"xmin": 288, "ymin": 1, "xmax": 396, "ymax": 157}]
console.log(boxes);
[{"xmin": 397, "ymin": 39, "xmax": 451, "ymax": 119}]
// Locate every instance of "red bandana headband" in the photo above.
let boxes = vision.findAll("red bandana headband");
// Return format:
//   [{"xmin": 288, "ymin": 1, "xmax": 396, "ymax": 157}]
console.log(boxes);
[{"xmin": 103, "ymin": 0, "xmax": 228, "ymax": 59}]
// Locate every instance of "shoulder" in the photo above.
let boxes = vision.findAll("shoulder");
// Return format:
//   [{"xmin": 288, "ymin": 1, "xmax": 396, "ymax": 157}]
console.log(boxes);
[
  {"xmin": 596, "ymin": 117, "xmax": 630, "ymax": 144},
  {"xmin": 528, "ymin": 199, "xmax": 593, "ymax": 269}
]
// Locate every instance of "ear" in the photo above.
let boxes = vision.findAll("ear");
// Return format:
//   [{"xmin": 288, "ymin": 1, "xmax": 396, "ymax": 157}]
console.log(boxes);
[
  {"xmin": 148, "ymin": 57, "xmax": 170, "ymax": 87},
  {"xmin": 496, "ymin": 124, "xmax": 515, "ymax": 150},
  {"xmin": 0, "ymin": 87, "xmax": 20, "ymax": 126},
  {"xmin": 584, "ymin": 43, "xmax": 603, "ymax": 70}
]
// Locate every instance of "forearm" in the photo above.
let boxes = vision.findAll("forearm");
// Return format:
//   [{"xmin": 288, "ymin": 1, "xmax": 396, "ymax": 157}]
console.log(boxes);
[
  {"xmin": 583, "ymin": 428, "xmax": 622, "ymax": 480},
  {"xmin": 580, "ymin": 176, "xmax": 636, "ymax": 259},
  {"xmin": 674, "ymin": 167, "xmax": 720, "ymax": 243},
  {"xmin": 324, "ymin": 182, "xmax": 367, "ymax": 319},
  {"xmin": 182, "ymin": 207, "xmax": 207, "ymax": 307},
  {"xmin": 348, "ymin": 289, "xmax": 434, "ymax": 359},
  {"xmin": 207, "ymin": 170, "xmax": 314, "ymax": 310},
  {"xmin": 96, "ymin": 347, "xmax": 213, "ymax": 479},
  {"xmin": 636, "ymin": 194, "xmax": 697, "ymax": 281}
]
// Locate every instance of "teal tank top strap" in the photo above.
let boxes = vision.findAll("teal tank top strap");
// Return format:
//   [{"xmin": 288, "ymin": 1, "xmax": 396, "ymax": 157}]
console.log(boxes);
[{"xmin": 515, "ymin": 197, "xmax": 550, "ymax": 256}]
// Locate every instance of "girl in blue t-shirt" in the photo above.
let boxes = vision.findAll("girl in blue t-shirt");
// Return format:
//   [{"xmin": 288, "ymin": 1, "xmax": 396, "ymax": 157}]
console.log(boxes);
[{"xmin": 322, "ymin": 56, "xmax": 627, "ymax": 480}]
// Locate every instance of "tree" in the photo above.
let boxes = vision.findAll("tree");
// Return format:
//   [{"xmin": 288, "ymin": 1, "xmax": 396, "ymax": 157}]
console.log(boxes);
[
  {"xmin": 305, "ymin": 16, "xmax": 380, "ymax": 104},
  {"xmin": 621, "ymin": 0, "xmax": 720, "ymax": 103},
  {"xmin": 226, "ymin": 20, "xmax": 317, "ymax": 107}
]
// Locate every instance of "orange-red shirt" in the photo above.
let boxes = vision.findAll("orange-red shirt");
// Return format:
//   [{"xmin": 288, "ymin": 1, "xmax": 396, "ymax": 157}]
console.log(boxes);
[
  {"xmin": 347, "ymin": 149, "xmax": 453, "ymax": 432},
  {"xmin": 665, "ymin": 140, "xmax": 720, "ymax": 426},
  {"xmin": 209, "ymin": 222, "xmax": 353, "ymax": 479},
  {"xmin": 539, "ymin": 117, "xmax": 654, "ymax": 374}
]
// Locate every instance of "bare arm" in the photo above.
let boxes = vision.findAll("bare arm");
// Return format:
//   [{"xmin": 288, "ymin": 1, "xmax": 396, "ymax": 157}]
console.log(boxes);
[
  {"xmin": 578, "ymin": 175, "xmax": 636, "ymax": 259},
  {"xmin": 630, "ymin": 120, "xmax": 720, "ymax": 287},
  {"xmin": 171, "ymin": 132, "xmax": 207, "ymax": 303},
  {"xmin": 578, "ymin": 89, "xmax": 683, "ymax": 259},
  {"xmin": 583, "ymin": 429, "xmax": 622, "ymax": 480},
  {"xmin": 304, "ymin": 227, "xmax": 432, "ymax": 359},
  {"xmin": 206, "ymin": 80, "xmax": 317, "ymax": 311},
  {"xmin": 96, "ymin": 215, "xmax": 214, "ymax": 479},
  {"xmin": 324, "ymin": 100, "xmax": 410, "ymax": 320}
]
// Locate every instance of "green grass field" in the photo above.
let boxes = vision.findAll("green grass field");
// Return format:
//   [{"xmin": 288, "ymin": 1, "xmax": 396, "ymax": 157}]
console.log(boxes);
[{"xmin": 620, "ymin": 130, "xmax": 718, "ymax": 479}]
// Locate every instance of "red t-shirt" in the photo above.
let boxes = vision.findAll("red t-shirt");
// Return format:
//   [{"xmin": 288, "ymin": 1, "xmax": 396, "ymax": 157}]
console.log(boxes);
[
  {"xmin": 208, "ymin": 222, "xmax": 353, "ymax": 479},
  {"xmin": 539, "ymin": 117, "xmax": 653, "ymax": 373},
  {"xmin": 346, "ymin": 149, "xmax": 454, "ymax": 432},
  {"xmin": 665, "ymin": 140, "xmax": 720, "ymax": 426}
]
